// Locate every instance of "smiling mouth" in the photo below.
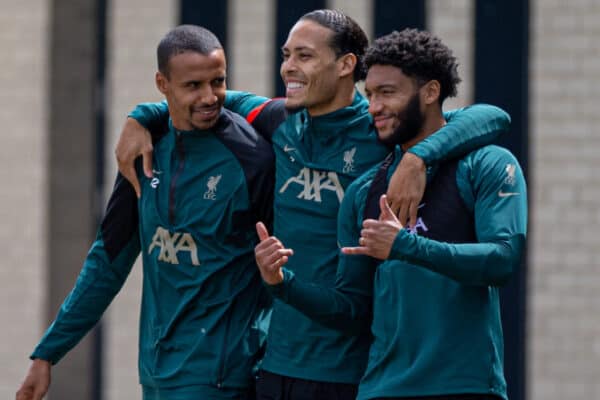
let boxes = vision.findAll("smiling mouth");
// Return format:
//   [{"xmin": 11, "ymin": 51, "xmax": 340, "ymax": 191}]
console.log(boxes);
[
  {"xmin": 193, "ymin": 107, "xmax": 219, "ymax": 120},
  {"xmin": 374, "ymin": 115, "xmax": 393, "ymax": 129},
  {"xmin": 286, "ymin": 81, "xmax": 306, "ymax": 96}
]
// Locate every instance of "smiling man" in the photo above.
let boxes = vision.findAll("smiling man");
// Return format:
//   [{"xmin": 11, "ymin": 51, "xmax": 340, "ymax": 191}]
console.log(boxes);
[
  {"xmin": 257, "ymin": 28, "xmax": 528, "ymax": 400},
  {"xmin": 114, "ymin": 10, "xmax": 512, "ymax": 400},
  {"xmin": 16, "ymin": 25, "xmax": 274, "ymax": 400}
]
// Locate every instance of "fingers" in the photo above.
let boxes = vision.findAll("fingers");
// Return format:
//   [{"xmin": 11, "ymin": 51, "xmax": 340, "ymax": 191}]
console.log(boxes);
[
  {"xmin": 260, "ymin": 246, "xmax": 294, "ymax": 267},
  {"xmin": 16, "ymin": 383, "xmax": 43, "ymax": 400},
  {"xmin": 256, "ymin": 222, "xmax": 270, "ymax": 242},
  {"xmin": 115, "ymin": 117, "xmax": 154, "ymax": 196},
  {"xmin": 407, "ymin": 200, "xmax": 419, "ymax": 229},
  {"xmin": 255, "ymin": 235, "xmax": 293, "ymax": 268},
  {"xmin": 397, "ymin": 202, "xmax": 409, "ymax": 227},
  {"xmin": 255, "ymin": 237, "xmax": 292, "ymax": 285},
  {"xmin": 341, "ymin": 246, "xmax": 369, "ymax": 255},
  {"xmin": 142, "ymin": 146, "xmax": 154, "ymax": 178},
  {"xmin": 378, "ymin": 195, "xmax": 398, "ymax": 223},
  {"xmin": 15, "ymin": 386, "xmax": 33, "ymax": 400},
  {"xmin": 121, "ymin": 165, "xmax": 142, "ymax": 198}
]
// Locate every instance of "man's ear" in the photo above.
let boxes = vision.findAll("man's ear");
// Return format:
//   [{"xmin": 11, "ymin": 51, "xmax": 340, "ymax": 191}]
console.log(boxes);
[
  {"xmin": 338, "ymin": 53, "xmax": 357, "ymax": 79},
  {"xmin": 421, "ymin": 80, "xmax": 441, "ymax": 106},
  {"xmin": 156, "ymin": 71, "xmax": 168, "ymax": 95}
]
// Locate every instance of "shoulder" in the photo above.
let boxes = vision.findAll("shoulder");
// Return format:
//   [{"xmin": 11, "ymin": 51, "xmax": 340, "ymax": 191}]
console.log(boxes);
[
  {"xmin": 457, "ymin": 144, "xmax": 525, "ymax": 198},
  {"xmin": 460, "ymin": 145, "xmax": 521, "ymax": 175},
  {"xmin": 217, "ymin": 109, "xmax": 265, "ymax": 144},
  {"xmin": 215, "ymin": 109, "xmax": 275, "ymax": 167}
]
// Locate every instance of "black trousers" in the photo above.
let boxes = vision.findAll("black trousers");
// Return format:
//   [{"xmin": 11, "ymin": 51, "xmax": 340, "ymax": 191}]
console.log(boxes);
[
  {"xmin": 371, "ymin": 395, "xmax": 503, "ymax": 400},
  {"xmin": 255, "ymin": 369, "xmax": 358, "ymax": 400}
]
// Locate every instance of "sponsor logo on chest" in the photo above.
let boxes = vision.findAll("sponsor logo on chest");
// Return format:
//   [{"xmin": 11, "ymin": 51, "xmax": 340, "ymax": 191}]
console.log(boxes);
[
  {"xmin": 148, "ymin": 226, "xmax": 200, "ymax": 266},
  {"xmin": 279, "ymin": 167, "xmax": 344, "ymax": 203}
]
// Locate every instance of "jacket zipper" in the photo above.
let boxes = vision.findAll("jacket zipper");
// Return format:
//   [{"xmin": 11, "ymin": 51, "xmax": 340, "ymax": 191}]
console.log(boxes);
[
  {"xmin": 169, "ymin": 132, "xmax": 186, "ymax": 225},
  {"xmin": 216, "ymin": 299, "xmax": 235, "ymax": 388}
]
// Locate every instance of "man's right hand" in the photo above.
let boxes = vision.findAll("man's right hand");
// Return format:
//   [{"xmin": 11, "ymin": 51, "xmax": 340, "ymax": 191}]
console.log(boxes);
[
  {"xmin": 255, "ymin": 222, "xmax": 294, "ymax": 285},
  {"xmin": 15, "ymin": 359, "xmax": 51, "ymax": 400},
  {"xmin": 115, "ymin": 117, "xmax": 153, "ymax": 198}
]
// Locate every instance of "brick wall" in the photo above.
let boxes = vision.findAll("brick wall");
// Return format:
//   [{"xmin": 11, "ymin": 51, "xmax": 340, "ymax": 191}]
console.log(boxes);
[
  {"xmin": 229, "ymin": 0, "xmax": 275, "ymax": 96},
  {"xmin": 0, "ymin": 1, "xmax": 48, "ymax": 398},
  {"xmin": 529, "ymin": 0, "xmax": 600, "ymax": 399},
  {"xmin": 427, "ymin": 0, "xmax": 474, "ymax": 110}
]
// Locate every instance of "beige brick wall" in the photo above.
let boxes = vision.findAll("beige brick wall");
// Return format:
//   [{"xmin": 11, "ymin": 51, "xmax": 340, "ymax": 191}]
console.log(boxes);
[
  {"xmin": 229, "ymin": 0, "xmax": 275, "ymax": 96},
  {"xmin": 104, "ymin": 1, "xmax": 177, "ymax": 399},
  {"xmin": 329, "ymin": 0, "xmax": 374, "ymax": 40},
  {"xmin": 529, "ymin": 0, "xmax": 600, "ymax": 399},
  {"xmin": 427, "ymin": 0, "xmax": 474, "ymax": 110},
  {"xmin": 0, "ymin": 1, "xmax": 48, "ymax": 398}
]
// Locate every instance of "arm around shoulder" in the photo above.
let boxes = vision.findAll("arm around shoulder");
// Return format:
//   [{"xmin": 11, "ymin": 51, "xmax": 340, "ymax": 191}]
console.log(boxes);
[{"xmin": 408, "ymin": 104, "xmax": 511, "ymax": 165}]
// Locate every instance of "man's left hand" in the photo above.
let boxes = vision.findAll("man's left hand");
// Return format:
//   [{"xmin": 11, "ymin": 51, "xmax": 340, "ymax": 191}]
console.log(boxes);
[
  {"xmin": 342, "ymin": 195, "xmax": 403, "ymax": 260},
  {"xmin": 386, "ymin": 152, "xmax": 426, "ymax": 228}
]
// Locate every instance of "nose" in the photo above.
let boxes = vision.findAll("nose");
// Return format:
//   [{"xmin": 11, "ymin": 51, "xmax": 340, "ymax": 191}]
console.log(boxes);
[
  {"xmin": 280, "ymin": 56, "xmax": 297, "ymax": 79},
  {"xmin": 368, "ymin": 96, "xmax": 383, "ymax": 115},
  {"xmin": 198, "ymin": 84, "xmax": 218, "ymax": 106}
]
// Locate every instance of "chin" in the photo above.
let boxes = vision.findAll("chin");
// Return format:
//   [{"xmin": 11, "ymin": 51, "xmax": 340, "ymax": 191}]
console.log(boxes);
[
  {"xmin": 284, "ymin": 98, "xmax": 304, "ymax": 111},
  {"xmin": 192, "ymin": 119, "xmax": 218, "ymax": 130}
]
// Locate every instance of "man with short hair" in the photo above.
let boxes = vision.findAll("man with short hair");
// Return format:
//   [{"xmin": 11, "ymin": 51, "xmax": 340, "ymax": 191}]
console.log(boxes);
[
  {"xmin": 117, "ymin": 10, "xmax": 511, "ymax": 400},
  {"xmin": 257, "ymin": 28, "xmax": 527, "ymax": 400},
  {"xmin": 16, "ymin": 25, "xmax": 274, "ymax": 400}
]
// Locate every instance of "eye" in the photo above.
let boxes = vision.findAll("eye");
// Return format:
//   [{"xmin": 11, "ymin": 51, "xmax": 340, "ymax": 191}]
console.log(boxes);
[
  {"xmin": 212, "ymin": 77, "xmax": 226, "ymax": 86},
  {"xmin": 281, "ymin": 52, "xmax": 290, "ymax": 61},
  {"xmin": 299, "ymin": 53, "xmax": 311, "ymax": 60}
]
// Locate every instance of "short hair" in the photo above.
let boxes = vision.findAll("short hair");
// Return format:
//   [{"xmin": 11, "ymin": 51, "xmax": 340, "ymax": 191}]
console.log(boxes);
[
  {"xmin": 364, "ymin": 29, "xmax": 461, "ymax": 104},
  {"xmin": 157, "ymin": 25, "xmax": 223, "ymax": 77},
  {"xmin": 300, "ymin": 9, "xmax": 369, "ymax": 82}
]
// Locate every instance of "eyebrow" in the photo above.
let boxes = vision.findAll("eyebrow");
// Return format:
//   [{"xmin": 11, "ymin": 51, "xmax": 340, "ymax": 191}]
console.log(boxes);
[
  {"xmin": 367, "ymin": 83, "xmax": 398, "ymax": 91},
  {"xmin": 281, "ymin": 46, "xmax": 314, "ymax": 53}
]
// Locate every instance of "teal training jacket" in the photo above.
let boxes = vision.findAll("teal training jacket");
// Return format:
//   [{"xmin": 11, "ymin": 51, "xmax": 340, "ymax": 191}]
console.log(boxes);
[
  {"xmin": 270, "ymin": 144, "xmax": 527, "ymax": 400},
  {"xmin": 31, "ymin": 109, "xmax": 275, "ymax": 393},
  {"xmin": 131, "ymin": 91, "xmax": 511, "ymax": 384}
]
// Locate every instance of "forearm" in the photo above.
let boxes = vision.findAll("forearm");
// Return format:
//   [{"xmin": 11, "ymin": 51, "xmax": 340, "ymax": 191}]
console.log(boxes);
[
  {"xmin": 390, "ymin": 231, "xmax": 525, "ymax": 286},
  {"xmin": 128, "ymin": 100, "xmax": 169, "ymax": 139},
  {"xmin": 268, "ymin": 265, "xmax": 373, "ymax": 335},
  {"xmin": 32, "ymin": 235, "xmax": 139, "ymax": 364},
  {"xmin": 409, "ymin": 104, "xmax": 510, "ymax": 165},
  {"xmin": 32, "ymin": 173, "xmax": 141, "ymax": 364},
  {"xmin": 224, "ymin": 90, "xmax": 270, "ymax": 116}
]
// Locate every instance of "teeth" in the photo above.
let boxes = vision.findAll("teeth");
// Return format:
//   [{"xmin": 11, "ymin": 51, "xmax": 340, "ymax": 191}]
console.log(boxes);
[{"xmin": 287, "ymin": 82, "xmax": 304, "ymax": 89}]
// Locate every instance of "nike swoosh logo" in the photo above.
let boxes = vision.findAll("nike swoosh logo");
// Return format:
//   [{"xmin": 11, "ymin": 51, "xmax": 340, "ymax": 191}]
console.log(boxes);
[
  {"xmin": 498, "ymin": 191, "xmax": 520, "ymax": 197},
  {"xmin": 284, "ymin": 145, "xmax": 295, "ymax": 152}
]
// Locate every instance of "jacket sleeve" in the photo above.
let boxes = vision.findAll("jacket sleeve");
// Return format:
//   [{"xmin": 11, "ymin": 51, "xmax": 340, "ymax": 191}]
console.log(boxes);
[
  {"xmin": 30, "ymin": 174, "xmax": 141, "ymax": 364},
  {"xmin": 389, "ymin": 146, "xmax": 528, "ymax": 286},
  {"xmin": 128, "ymin": 100, "xmax": 170, "ymax": 143},
  {"xmin": 225, "ymin": 91, "xmax": 288, "ymax": 142},
  {"xmin": 408, "ymin": 104, "xmax": 511, "ymax": 165},
  {"xmin": 267, "ymin": 179, "xmax": 377, "ymax": 334}
]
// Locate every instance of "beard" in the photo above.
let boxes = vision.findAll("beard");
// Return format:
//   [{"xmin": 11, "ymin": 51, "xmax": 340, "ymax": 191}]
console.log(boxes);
[{"xmin": 378, "ymin": 92, "xmax": 425, "ymax": 147}]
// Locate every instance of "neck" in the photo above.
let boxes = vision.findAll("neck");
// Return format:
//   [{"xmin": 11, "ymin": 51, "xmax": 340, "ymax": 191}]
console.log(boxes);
[
  {"xmin": 307, "ymin": 80, "xmax": 355, "ymax": 117},
  {"xmin": 401, "ymin": 107, "xmax": 446, "ymax": 152}
]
